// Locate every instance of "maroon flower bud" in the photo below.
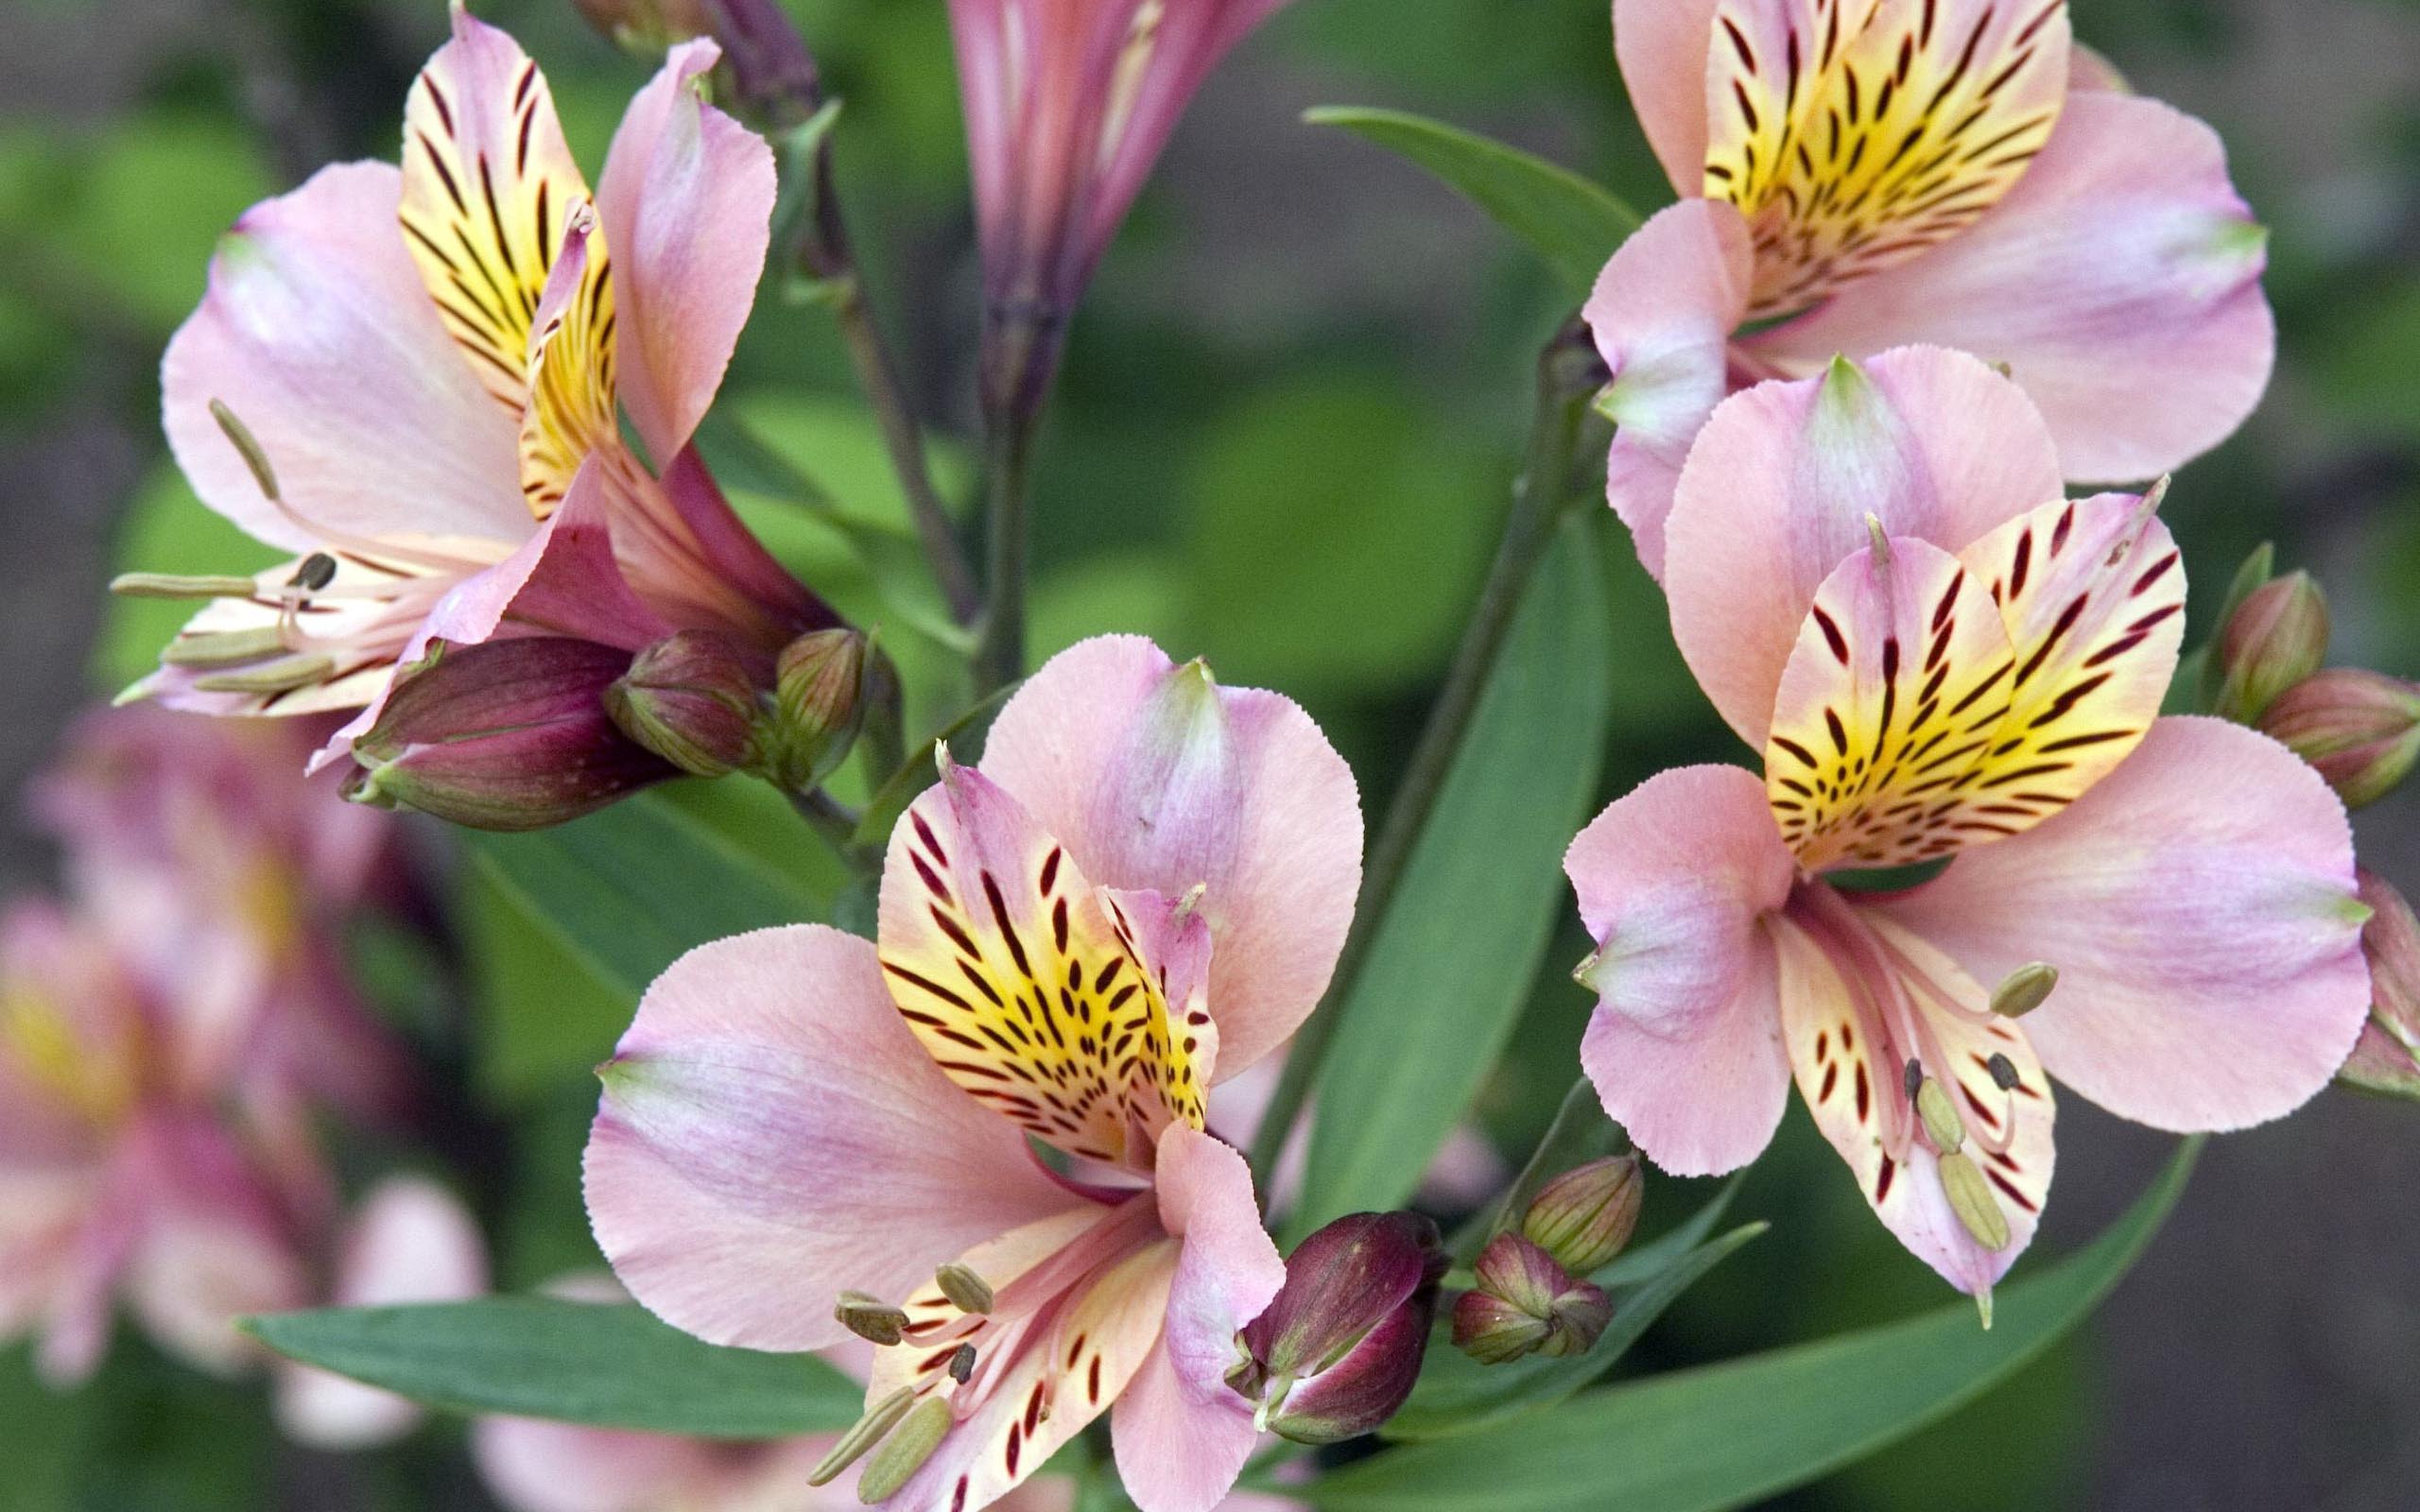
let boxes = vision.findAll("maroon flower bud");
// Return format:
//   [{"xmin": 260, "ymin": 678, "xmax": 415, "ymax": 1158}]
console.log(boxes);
[
  {"xmin": 2216, "ymin": 572, "xmax": 2329, "ymax": 723},
  {"xmin": 2340, "ymin": 869, "xmax": 2420, "ymax": 1101},
  {"xmin": 1520, "ymin": 1154, "xmax": 1643, "ymax": 1277},
  {"xmin": 567, "ymin": 0, "xmax": 716, "ymax": 50},
  {"xmin": 1230, "ymin": 1211, "xmax": 1445, "ymax": 1445},
  {"xmin": 1451, "ymin": 1234, "xmax": 1610, "ymax": 1366},
  {"xmin": 2259, "ymin": 669, "xmax": 2420, "ymax": 811},
  {"xmin": 608, "ymin": 631, "xmax": 765, "ymax": 779},
  {"xmin": 344, "ymin": 639, "xmax": 677, "ymax": 832},
  {"xmin": 766, "ymin": 628, "xmax": 876, "ymax": 792}
]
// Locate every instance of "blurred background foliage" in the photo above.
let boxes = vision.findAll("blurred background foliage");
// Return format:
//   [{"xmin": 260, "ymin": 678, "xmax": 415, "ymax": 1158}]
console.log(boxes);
[{"xmin": 3, "ymin": 0, "xmax": 2418, "ymax": 1507}]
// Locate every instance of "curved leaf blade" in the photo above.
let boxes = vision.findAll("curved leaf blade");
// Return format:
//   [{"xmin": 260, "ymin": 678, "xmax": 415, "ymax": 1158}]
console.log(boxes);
[
  {"xmin": 1304, "ymin": 1139, "xmax": 2201, "ymax": 1510},
  {"xmin": 1306, "ymin": 107, "xmax": 1639, "ymax": 295},
  {"xmin": 244, "ymin": 1298, "xmax": 861, "ymax": 1439},
  {"xmin": 1288, "ymin": 515, "xmax": 1615, "ymax": 1242}
]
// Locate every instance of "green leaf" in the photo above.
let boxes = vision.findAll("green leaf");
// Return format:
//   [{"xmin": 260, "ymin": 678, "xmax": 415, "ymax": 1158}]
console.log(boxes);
[
  {"xmin": 1446, "ymin": 1078, "xmax": 1620, "ymax": 1265},
  {"xmin": 1288, "ymin": 514, "xmax": 1615, "ymax": 1242},
  {"xmin": 468, "ymin": 784, "xmax": 830, "ymax": 1005},
  {"xmin": 1387, "ymin": 1221, "xmax": 1766, "ymax": 1443},
  {"xmin": 1306, "ymin": 107, "xmax": 1639, "ymax": 295},
  {"xmin": 852, "ymin": 681, "xmax": 1022, "ymax": 847},
  {"xmin": 244, "ymin": 1298, "xmax": 862, "ymax": 1439},
  {"xmin": 1301, "ymin": 1139, "xmax": 2202, "ymax": 1511}
]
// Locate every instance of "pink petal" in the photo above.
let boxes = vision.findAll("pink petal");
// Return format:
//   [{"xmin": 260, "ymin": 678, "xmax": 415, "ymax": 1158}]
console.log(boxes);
[
  {"xmin": 1582, "ymin": 200, "xmax": 1755, "ymax": 579},
  {"xmin": 423, "ymin": 455, "xmax": 677, "ymax": 653},
  {"xmin": 1565, "ymin": 765, "xmax": 1796, "ymax": 1176},
  {"xmin": 1663, "ymin": 347, "xmax": 2066, "ymax": 747},
  {"xmin": 1116, "ymin": 1125, "xmax": 1282, "ymax": 1512},
  {"xmin": 1745, "ymin": 92, "xmax": 2272, "ymax": 484},
  {"xmin": 585, "ymin": 925, "xmax": 1072, "ymax": 1351},
  {"xmin": 162, "ymin": 161, "xmax": 525, "ymax": 554},
  {"xmin": 1877, "ymin": 716, "xmax": 2371, "ymax": 1131},
  {"xmin": 473, "ymin": 1417, "xmax": 723, "ymax": 1512},
  {"xmin": 1612, "ymin": 0, "xmax": 1721, "ymax": 193},
  {"xmin": 976, "ymin": 637, "xmax": 1363, "ymax": 1079},
  {"xmin": 121, "ymin": 1117, "xmax": 309, "ymax": 1379},
  {"xmin": 596, "ymin": 41, "xmax": 777, "ymax": 466},
  {"xmin": 277, "ymin": 1176, "xmax": 487, "ymax": 1450},
  {"xmin": 656, "ymin": 446, "xmax": 838, "ymax": 651}
]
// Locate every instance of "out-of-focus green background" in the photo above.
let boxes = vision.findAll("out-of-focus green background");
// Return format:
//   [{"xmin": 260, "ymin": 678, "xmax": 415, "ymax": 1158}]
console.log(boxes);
[{"xmin": 3, "ymin": 0, "xmax": 2417, "ymax": 1507}]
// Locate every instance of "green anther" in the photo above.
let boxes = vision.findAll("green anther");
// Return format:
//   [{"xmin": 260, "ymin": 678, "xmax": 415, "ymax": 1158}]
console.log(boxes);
[
  {"xmin": 856, "ymin": 1395, "xmax": 953, "ymax": 1503},
  {"xmin": 1914, "ymin": 1078, "xmax": 1966, "ymax": 1153},
  {"xmin": 1989, "ymin": 962, "xmax": 2059, "ymax": 1019},
  {"xmin": 192, "ymin": 653, "xmax": 335, "ymax": 694},
  {"xmin": 1937, "ymin": 1151, "xmax": 2011, "ymax": 1252},
  {"xmin": 935, "ymin": 1263, "xmax": 994, "ymax": 1315},
  {"xmin": 806, "ymin": 1386, "xmax": 915, "ymax": 1487},
  {"xmin": 208, "ymin": 399, "xmax": 283, "ymax": 501},
  {"xmin": 110, "ymin": 573, "xmax": 262, "ymax": 600},
  {"xmin": 163, "ymin": 627, "xmax": 289, "ymax": 667},
  {"xmin": 835, "ymin": 1291, "xmax": 909, "ymax": 1347}
]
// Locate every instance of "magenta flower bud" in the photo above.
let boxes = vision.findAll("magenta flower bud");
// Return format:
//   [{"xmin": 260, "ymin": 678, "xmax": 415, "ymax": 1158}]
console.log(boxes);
[
  {"xmin": 1230, "ymin": 1211, "xmax": 1445, "ymax": 1445},
  {"xmin": 1451, "ymin": 1234, "xmax": 1611, "ymax": 1366},
  {"xmin": 951, "ymin": 0, "xmax": 1296, "ymax": 421},
  {"xmin": 344, "ymin": 639, "xmax": 677, "ymax": 832},
  {"xmin": 1520, "ymin": 1154, "xmax": 1644, "ymax": 1277},
  {"xmin": 2216, "ymin": 572, "xmax": 2330, "ymax": 723},
  {"xmin": 2339, "ymin": 869, "xmax": 2420, "ymax": 1100},
  {"xmin": 2258, "ymin": 668, "xmax": 2420, "ymax": 811},
  {"xmin": 766, "ymin": 628, "xmax": 875, "ymax": 792},
  {"xmin": 608, "ymin": 631, "xmax": 765, "ymax": 780}
]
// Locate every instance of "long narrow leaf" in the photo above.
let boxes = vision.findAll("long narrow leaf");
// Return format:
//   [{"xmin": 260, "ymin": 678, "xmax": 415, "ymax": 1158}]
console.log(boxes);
[
  {"xmin": 244, "ymin": 1298, "xmax": 861, "ymax": 1439},
  {"xmin": 1303, "ymin": 1139, "xmax": 2202, "ymax": 1510},
  {"xmin": 1288, "ymin": 516, "xmax": 1614, "ymax": 1243},
  {"xmin": 1306, "ymin": 107, "xmax": 1639, "ymax": 295}
]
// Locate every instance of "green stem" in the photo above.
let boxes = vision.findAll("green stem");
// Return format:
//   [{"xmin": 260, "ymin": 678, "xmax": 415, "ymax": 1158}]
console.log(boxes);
[
  {"xmin": 1247, "ymin": 319, "xmax": 1612, "ymax": 1189},
  {"xmin": 974, "ymin": 417, "xmax": 1036, "ymax": 696},
  {"xmin": 787, "ymin": 786, "xmax": 879, "ymax": 877}
]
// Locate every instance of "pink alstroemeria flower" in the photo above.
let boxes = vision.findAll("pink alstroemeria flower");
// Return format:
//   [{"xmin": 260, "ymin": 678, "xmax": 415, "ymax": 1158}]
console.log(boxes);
[
  {"xmin": 1589, "ymin": 0, "xmax": 2273, "ymax": 577},
  {"xmin": 1565, "ymin": 348, "xmax": 2369, "ymax": 1305},
  {"xmin": 587, "ymin": 635, "xmax": 1361, "ymax": 1512},
  {"xmin": 0, "ymin": 899, "xmax": 313, "ymax": 1384},
  {"xmin": 138, "ymin": 5, "xmax": 833, "ymax": 764},
  {"xmin": 31, "ymin": 707, "xmax": 410, "ymax": 1133},
  {"xmin": 951, "ymin": 0, "xmax": 1295, "ymax": 414}
]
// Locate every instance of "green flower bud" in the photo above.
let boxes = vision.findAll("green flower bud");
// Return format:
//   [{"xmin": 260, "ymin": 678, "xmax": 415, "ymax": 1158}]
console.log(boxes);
[
  {"xmin": 2258, "ymin": 669, "xmax": 2420, "ymax": 811},
  {"xmin": 607, "ymin": 631, "xmax": 765, "ymax": 779},
  {"xmin": 1519, "ymin": 1154, "xmax": 1643, "ymax": 1276},
  {"xmin": 2215, "ymin": 572, "xmax": 2329, "ymax": 723}
]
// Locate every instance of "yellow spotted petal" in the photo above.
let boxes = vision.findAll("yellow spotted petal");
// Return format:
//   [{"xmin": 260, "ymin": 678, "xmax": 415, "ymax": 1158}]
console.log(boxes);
[
  {"xmin": 518, "ymin": 210, "xmax": 620, "ymax": 518},
  {"xmin": 1704, "ymin": 0, "xmax": 2073, "ymax": 318},
  {"xmin": 1766, "ymin": 535, "xmax": 2019, "ymax": 869},
  {"xmin": 399, "ymin": 10, "xmax": 606, "ymax": 483},
  {"xmin": 877, "ymin": 759, "xmax": 1211, "ymax": 1170},
  {"xmin": 1954, "ymin": 489, "xmax": 2186, "ymax": 819}
]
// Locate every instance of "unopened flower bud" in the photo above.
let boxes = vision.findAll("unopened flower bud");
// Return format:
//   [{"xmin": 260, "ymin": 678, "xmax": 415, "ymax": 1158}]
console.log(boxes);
[
  {"xmin": 1451, "ymin": 1234, "xmax": 1610, "ymax": 1366},
  {"xmin": 607, "ymin": 631, "xmax": 764, "ymax": 779},
  {"xmin": 767, "ymin": 628, "xmax": 875, "ymax": 792},
  {"xmin": 568, "ymin": 0, "xmax": 715, "ymax": 51},
  {"xmin": 2216, "ymin": 572, "xmax": 2329, "ymax": 723},
  {"xmin": 1230, "ymin": 1211, "xmax": 1444, "ymax": 1445},
  {"xmin": 1520, "ymin": 1155, "xmax": 1643, "ymax": 1276},
  {"xmin": 2259, "ymin": 669, "xmax": 2420, "ymax": 811},
  {"xmin": 2339, "ymin": 869, "xmax": 2420, "ymax": 1101},
  {"xmin": 344, "ymin": 639, "xmax": 677, "ymax": 831}
]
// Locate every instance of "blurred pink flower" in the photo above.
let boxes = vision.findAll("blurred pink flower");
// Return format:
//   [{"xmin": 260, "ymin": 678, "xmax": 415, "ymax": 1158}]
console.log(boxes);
[
  {"xmin": 133, "ymin": 7, "xmax": 834, "ymax": 766},
  {"xmin": 0, "ymin": 899, "xmax": 312, "ymax": 1384},
  {"xmin": 1590, "ymin": 0, "xmax": 2273, "ymax": 577},
  {"xmin": 32, "ymin": 707, "xmax": 411, "ymax": 1132},
  {"xmin": 950, "ymin": 0, "xmax": 1295, "ymax": 416},
  {"xmin": 587, "ymin": 636, "xmax": 1361, "ymax": 1512},
  {"xmin": 1564, "ymin": 349, "xmax": 2368, "ymax": 1307}
]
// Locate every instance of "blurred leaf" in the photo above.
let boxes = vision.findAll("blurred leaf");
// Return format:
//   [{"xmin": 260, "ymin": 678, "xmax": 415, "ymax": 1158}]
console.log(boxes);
[
  {"xmin": 1298, "ymin": 1139, "xmax": 2202, "ymax": 1511},
  {"xmin": 91, "ymin": 466, "xmax": 279, "ymax": 694},
  {"xmin": 1288, "ymin": 514, "xmax": 1614, "ymax": 1241},
  {"xmin": 468, "ymin": 784, "xmax": 827, "ymax": 1006},
  {"xmin": 1447, "ymin": 1078, "xmax": 1619, "ymax": 1264},
  {"xmin": 48, "ymin": 114, "xmax": 274, "ymax": 330},
  {"xmin": 1030, "ymin": 555, "xmax": 1186, "ymax": 664},
  {"xmin": 1388, "ymin": 1220, "xmax": 1767, "ymax": 1442},
  {"xmin": 1184, "ymin": 377, "xmax": 1499, "ymax": 697},
  {"xmin": 724, "ymin": 390, "xmax": 974, "ymax": 540},
  {"xmin": 245, "ymin": 1298, "xmax": 861, "ymax": 1438},
  {"xmin": 1306, "ymin": 107, "xmax": 1638, "ymax": 295}
]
